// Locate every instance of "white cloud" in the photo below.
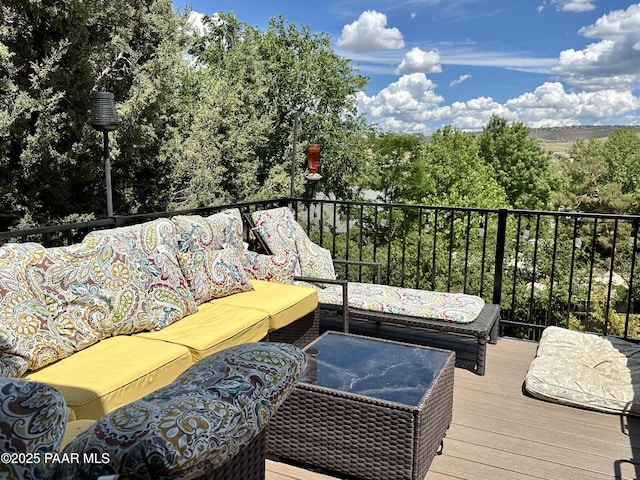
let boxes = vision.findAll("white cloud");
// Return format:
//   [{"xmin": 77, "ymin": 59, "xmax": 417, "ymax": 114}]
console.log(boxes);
[
  {"xmin": 336, "ymin": 11, "xmax": 405, "ymax": 53},
  {"xmin": 504, "ymin": 82, "xmax": 639, "ymax": 127},
  {"xmin": 450, "ymin": 74, "xmax": 471, "ymax": 87},
  {"xmin": 357, "ymin": 73, "xmax": 445, "ymax": 132},
  {"xmin": 395, "ymin": 47, "xmax": 442, "ymax": 75},
  {"xmin": 186, "ymin": 11, "xmax": 208, "ymax": 36},
  {"xmin": 358, "ymin": 77, "xmax": 640, "ymax": 134},
  {"xmin": 552, "ymin": 4, "xmax": 640, "ymax": 91},
  {"xmin": 353, "ymin": 3, "xmax": 640, "ymax": 134},
  {"xmin": 552, "ymin": 0, "xmax": 596, "ymax": 12}
]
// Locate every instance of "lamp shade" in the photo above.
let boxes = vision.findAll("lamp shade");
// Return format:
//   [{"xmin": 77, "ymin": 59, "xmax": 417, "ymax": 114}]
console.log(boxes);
[{"xmin": 90, "ymin": 91, "xmax": 119, "ymax": 131}]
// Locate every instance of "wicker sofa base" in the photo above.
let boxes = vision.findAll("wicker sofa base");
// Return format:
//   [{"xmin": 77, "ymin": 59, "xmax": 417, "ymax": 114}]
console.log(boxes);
[
  {"xmin": 325, "ymin": 303, "xmax": 500, "ymax": 375},
  {"xmin": 266, "ymin": 309, "xmax": 320, "ymax": 348},
  {"xmin": 267, "ymin": 334, "xmax": 455, "ymax": 480},
  {"xmin": 206, "ymin": 429, "xmax": 266, "ymax": 480}
]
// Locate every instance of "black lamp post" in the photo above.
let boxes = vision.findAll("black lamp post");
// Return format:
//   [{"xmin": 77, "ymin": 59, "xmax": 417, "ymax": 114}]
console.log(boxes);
[{"xmin": 90, "ymin": 91, "xmax": 119, "ymax": 217}]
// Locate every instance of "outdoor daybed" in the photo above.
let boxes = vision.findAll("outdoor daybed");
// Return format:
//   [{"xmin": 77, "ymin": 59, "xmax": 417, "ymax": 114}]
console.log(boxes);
[
  {"xmin": 248, "ymin": 206, "xmax": 500, "ymax": 375},
  {"xmin": 524, "ymin": 326, "xmax": 640, "ymax": 415},
  {"xmin": 0, "ymin": 209, "xmax": 318, "ymax": 421}
]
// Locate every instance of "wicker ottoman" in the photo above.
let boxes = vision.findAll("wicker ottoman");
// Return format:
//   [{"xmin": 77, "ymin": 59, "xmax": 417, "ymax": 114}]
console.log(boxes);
[{"xmin": 267, "ymin": 332, "xmax": 455, "ymax": 480}]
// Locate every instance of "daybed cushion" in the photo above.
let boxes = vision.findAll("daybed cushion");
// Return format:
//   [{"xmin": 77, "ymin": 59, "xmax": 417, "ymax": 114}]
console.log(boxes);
[
  {"xmin": 135, "ymin": 303, "xmax": 270, "ymax": 362},
  {"xmin": 243, "ymin": 250, "xmax": 298, "ymax": 284},
  {"xmin": 25, "ymin": 336, "xmax": 193, "ymax": 420},
  {"xmin": 524, "ymin": 326, "xmax": 640, "ymax": 415},
  {"xmin": 54, "ymin": 342, "xmax": 307, "ymax": 480},
  {"xmin": 317, "ymin": 282, "xmax": 485, "ymax": 324},
  {"xmin": 251, "ymin": 207, "xmax": 337, "ymax": 282},
  {"xmin": 211, "ymin": 279, "xmax": 318, "ymax": 331}
]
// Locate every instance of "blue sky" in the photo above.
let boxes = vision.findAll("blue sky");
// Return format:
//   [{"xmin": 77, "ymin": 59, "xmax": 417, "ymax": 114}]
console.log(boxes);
[{"xmin": 174, "ymin": 0, "xmax": 640, "ymax": 134}]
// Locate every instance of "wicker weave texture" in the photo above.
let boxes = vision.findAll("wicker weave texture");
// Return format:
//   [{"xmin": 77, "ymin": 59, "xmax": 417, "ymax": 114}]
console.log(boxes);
[
  {"xmin": 267, "ymin": 347, "xmax": 455, "ymax": 480},
  {"xmin": 267, "ymin": 309, "xmax": 320, "ymax": 348},
  {"xmin": 207, "ymin": 429, "xmax": 266, "ymax": 480},
  {"xmin": 413, "ymin": 352, "xmax": 455, "ymax": 479}
]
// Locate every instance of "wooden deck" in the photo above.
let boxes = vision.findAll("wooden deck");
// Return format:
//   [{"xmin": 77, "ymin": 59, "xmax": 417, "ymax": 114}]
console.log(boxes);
[{"xmin": 265, "ymin": 335, "xmax": 640, "ymax": 480}]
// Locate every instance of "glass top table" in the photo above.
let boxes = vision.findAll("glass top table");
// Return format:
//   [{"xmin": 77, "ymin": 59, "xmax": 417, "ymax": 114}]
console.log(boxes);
[{"xmin": 302, "ymin": 331, "xmax": 451, "ymax": 407}]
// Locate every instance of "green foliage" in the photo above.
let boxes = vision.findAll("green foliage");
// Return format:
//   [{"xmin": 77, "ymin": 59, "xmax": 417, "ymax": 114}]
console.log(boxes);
[
  {"xmin": 360, "ymin": 131, "xmax": 422, "ymax": 203},
  {"xmin": 0, "ymin": 6, "xmax": 371, "ymax": 226},
  {"xmin": 415, "ymin": 126, "xmax": 509, "ymax": 208},
  {"xmin": 0, "ymin": 0, "xmax": 189, "ymax": 225},
  {"xmin": 479, "ymin": 115, "xmax": 553, "ymax": 209},
  {"xmin": 257, "ymin": 15, "xmax": 370, "ymax": 201},
  {"xmin": 172, "ymin": 12, "xmax": 370, "ymax": 206},
  {"xmin": 359, "ymin": 127, "xmax": 509, "ymax": 209},
  {"xmin": 172, "ymin": 17, "xmax": 272, "ymax": 207},
  {"xmin": 554, "ymin": 128, "xmax": 640, "ymax": 216}
]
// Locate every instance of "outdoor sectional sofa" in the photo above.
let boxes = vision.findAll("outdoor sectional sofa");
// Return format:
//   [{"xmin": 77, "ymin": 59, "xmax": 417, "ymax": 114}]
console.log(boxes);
[
  {"xmin": 1, "ymin": 342, "xmax": 307, "ymax": 479},
  {"xmin": 0, "ymin": 209, "xmax": 318, "ymax": 478}
]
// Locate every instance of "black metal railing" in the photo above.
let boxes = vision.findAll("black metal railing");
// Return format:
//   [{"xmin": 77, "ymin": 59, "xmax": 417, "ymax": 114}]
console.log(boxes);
[
  {"xmin": 288, "ymin": 199, "xmax": 640, "ymax": 341},
  {"xmin": 3, "ymin": 197, "xmax": 639, "ymax": 341}
]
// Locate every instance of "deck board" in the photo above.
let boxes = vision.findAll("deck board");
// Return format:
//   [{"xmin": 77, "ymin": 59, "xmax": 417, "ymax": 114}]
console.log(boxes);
[{"xmin": 266, "ymin": 335, "xmax": 640, "ymax": 480}]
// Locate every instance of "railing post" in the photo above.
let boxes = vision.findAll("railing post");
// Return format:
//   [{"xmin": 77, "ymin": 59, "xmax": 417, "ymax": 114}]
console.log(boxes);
[{"xmin": 492, "ymin": 208, "xmax": 508, "ymax": 306}]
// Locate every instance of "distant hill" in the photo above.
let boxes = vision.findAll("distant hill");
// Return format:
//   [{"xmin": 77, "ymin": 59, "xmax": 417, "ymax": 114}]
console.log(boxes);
[
  {"xmin": 529, "ymin": 125, "xmax": 640, "ymax": 158},
  {"xmin": 529, "ymin": 125, "xmax": 640, "ymax": 141}
]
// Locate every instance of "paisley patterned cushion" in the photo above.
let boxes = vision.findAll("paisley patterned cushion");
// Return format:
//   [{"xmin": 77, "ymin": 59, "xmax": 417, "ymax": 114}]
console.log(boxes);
[
  {"xmin": 0, "ymin": 243, "xmax": 68, "ymax": 375},
  {"xmin": 84, "ymin": 218, "xmax": 182, "ymax": 258},
  {"xmin": 251, "ymin": 207, "xmax": 336, "ymax": 284},
  {"xmin": 83, "ymin": 217, "xmax": 198, "ymax": 330},
  {"xmin": 172, "ymin": 211, "xmax": 253, "ymax": 304},
  {"xmin": 317, "ymin": 282, "xmax": 485, "ymax": 323},
  {"xmin": 243, "ymin": 250, "xmax": 298, "ymax": 284},
  {"xmin": 525, "ymin": 326, "xmax": 640, "ymax": 415},
  {"xmin": 48, "ymin": 237, "xmax": 197, "ymax": 336},
  {"xmin": 0, "ymin": 236, "xmax": 199, "ymax": 376},
  {"xmin": 55, "ymin": 342, "xmax": 306, "ymax": 479},
  {"xmin": 0, "ymin": 378, "xmax": 67, "ymax": 480},
  {"xmin": 0, "ymin": 354, "xmax": 28, "ymax": 378},
  {"xmin": 250, "ymin": 208, "xmax": 298, "ymax": 256}
]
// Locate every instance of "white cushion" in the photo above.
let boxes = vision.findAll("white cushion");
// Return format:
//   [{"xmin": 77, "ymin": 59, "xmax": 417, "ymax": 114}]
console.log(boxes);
[{"xmin": 524, "ymin": 326, "xmax": 640, "ymax": 415}]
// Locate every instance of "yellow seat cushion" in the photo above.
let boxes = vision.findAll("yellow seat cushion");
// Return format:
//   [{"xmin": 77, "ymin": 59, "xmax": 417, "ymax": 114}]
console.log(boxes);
[
  {"xmin": 211, "ymin": 280, "xmax": 317, "ymax": 331},
  {"xmin": 25, "ymin": 336, "xmax": 192, "ymax": 420},
  {"xmin": 136, "ymin": 302, "xmax": 269, "ymax": 362}
]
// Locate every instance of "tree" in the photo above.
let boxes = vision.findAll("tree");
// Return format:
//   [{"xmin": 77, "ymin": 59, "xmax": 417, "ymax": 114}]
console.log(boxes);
[
  {"xmin": 602, "ymin": 128, "xmax": 640, "ymax": 213},
  {"xmin": 478, "ymin": 115, "xmax": 553, "ymax": 210},
  {"xmin": 91, "ymin": 0, "xmax": 190, "ymax": 214},
  {"xmin": 408, "ymin": 126, "xmax": 508, "ymax": 209},
  {"xmin": 1, "ymin": 0, "xmax": 94, "ymax": 227},
  {"xmin": 0, "ymin": 0, "xmax": 189, "ymax": 227},
  {"xmin": 556, "ymin": 136, "xmax": 631, "ymax": 214},
  {"xmin": 255, "ymin": 15, "xmax": 369, "ymax": 201},
  {"xmin": 181, "ymin": 13, "xmax": 370, "ymax": 205},
  {"xmin": 555, "ymin": 128, "xmax": 640, "ymax": 215},
  {"xmin": 171, "ymin": 14, "xmax": 273, "ymax": 208},
  {"xmin": 360, "ymin": 131, "xmax": 423, "ymax": 203}
]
